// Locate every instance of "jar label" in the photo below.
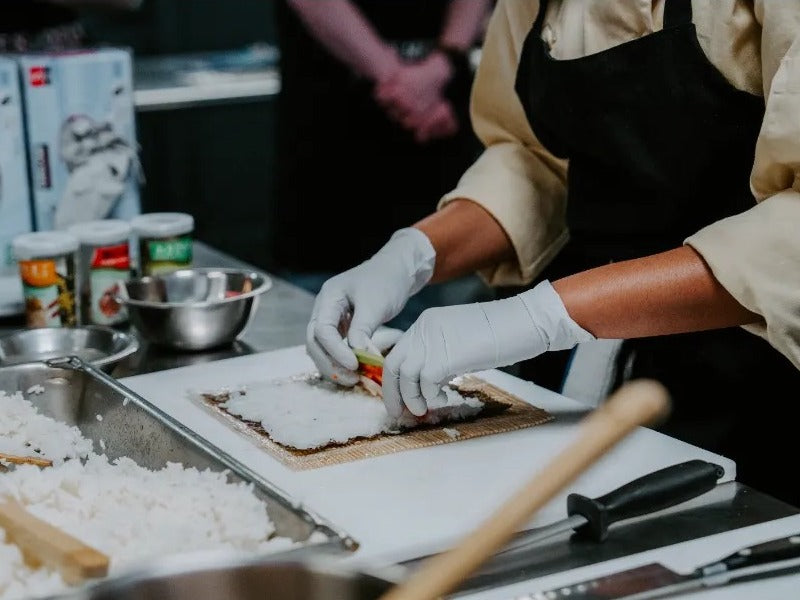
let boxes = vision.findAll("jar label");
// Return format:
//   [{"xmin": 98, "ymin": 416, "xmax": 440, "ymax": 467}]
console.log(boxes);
[
  {"xmin": 88, "ymin": 243, "xmax": 129, "ymax": 325},
  {"xmin": 141, "ymin": 235, "xmax": 192, "ymax": 276},
  {"xmin": 147, "ymin": 237, "xmax": 192, "ymax": 263},
  {"xmin": 20, "ymin": 259, "xmax": 59, "ymax": 287},
  {"xmin": 91, "ymin": 243, "xmax": 131, "ymax": 270},
  {"xmin": 19, "ymin": 258, "xmax": 76, "ymax": 328}
]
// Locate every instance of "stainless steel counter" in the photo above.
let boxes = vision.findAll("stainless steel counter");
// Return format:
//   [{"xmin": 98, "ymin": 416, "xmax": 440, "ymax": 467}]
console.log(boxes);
[
  {"xmin": 114, "ymin": 241, "xmax": 314, "ymax": 376},
  {"xmin": 0, "ymin": 241, "xmax": 313, "ymax": 374}
]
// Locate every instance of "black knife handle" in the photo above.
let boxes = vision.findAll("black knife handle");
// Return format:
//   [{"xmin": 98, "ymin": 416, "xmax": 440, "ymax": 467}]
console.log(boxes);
[
  {"xmin": 567, "ymin": 459, "xmax": 724, "ymax": 542},
  {"xmin": 707, "ymin": 533, "xmax": 800, "ymax": 574}
]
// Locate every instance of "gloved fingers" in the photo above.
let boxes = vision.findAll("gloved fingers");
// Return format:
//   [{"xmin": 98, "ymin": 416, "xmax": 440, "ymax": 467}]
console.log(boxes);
[
  {"xmin": 371, "ymin": 327, "xmax": 403, "ymax": 354},
  {"xmin": 314, "ymin": 292, "xmax": 359, "ymax": 371},
  {"xmin": 382, "ymin": 333, "xmax": 412, "ymax": 419},
  {"xmin": 347, "ymin": 326, "xmax": 380, "ymax": 357},
  {"xmin": 306, "ymin": 320, "xmax": 360, "ymax": 387},
  {"xmin": 420, "ymin": 361, "xmax": 451, "ymax": 407},
  {"xmin": 398, "ymin": 345, "xmax": 428, "ymax": 417},
  {"xmin": 347, "ymin": 303, "xmax": 387, "ymax": 355}
]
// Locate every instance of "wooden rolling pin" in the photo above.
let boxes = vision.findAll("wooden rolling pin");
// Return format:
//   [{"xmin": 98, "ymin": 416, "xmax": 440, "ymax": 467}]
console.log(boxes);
[
  {"xmin": 379, "ymin": 378, "xmax": 671, "ymax": 600},
  {"xmin": 0, "ymin": 497, "xmax": 109, "ymax": 585}
]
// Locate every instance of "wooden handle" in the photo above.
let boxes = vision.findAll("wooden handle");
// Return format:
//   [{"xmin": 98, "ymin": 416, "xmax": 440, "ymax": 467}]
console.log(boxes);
[
  {"xmin": 0, "ymin": 453, "xmax": 53, "ymax": 468},
  {"xmin": 379, "ymin": 378, "xmax": 670, "ymax": 600},
  {"xmin": 0, "ymin": 499, "xmax": 109, "ymax": 585}
]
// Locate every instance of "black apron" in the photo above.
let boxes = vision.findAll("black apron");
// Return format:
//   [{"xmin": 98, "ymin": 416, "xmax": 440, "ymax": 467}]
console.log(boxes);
[{"xmin": 514, "ymin": 0, "xmax": 799, "ymax": 506}]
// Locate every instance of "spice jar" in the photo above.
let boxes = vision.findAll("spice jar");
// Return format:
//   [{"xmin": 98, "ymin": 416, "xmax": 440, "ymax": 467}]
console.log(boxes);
[
  {"xmin": 130, "ymin": 212, "xmax": 194, "ymax": 276},
  {"xmin": 12, "ymin": 231, "xmax": 78, "ymax": 328},
  {"xmin": 68, "ymin": 219, "xmax": 131, "ymax": 326}
]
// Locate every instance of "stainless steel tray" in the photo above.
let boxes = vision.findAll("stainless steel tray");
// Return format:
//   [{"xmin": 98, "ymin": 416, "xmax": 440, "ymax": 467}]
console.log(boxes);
[{"xmin": 0, "ymin": 357, "xmax": 358, "ymax": 566}]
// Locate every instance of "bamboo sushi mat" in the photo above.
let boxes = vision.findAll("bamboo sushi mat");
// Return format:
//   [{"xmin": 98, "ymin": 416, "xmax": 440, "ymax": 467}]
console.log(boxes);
[{"xmin": 196, "ymin": 376, "xmax": 554, "ymax": 471}]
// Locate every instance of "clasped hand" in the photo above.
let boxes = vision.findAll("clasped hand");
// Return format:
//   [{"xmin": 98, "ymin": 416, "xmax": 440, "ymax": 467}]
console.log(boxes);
[{"xmin": 374, "ymin": 52, "xmax": 459, "ymax": 143}]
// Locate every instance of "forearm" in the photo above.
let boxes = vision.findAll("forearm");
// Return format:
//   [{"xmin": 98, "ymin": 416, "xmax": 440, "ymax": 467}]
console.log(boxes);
[
  {"xmin": 414, "ymin": 199, "xmax": 514, "ymax": 283},
  {"xmin": 287, "ymin": 0, "xmax": 399, "ymax": 83},
  {"xmin": 438, "ymin": 0, "xmax": 493, "ymax": 50},
  {"xmin": 553, "ymin": 245, "xmax": 761, "ymax": 339}
]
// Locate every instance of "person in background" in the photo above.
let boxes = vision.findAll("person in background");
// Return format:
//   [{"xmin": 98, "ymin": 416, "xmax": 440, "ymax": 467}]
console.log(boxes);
[
  {"xmin": 0, "ymin": 0, "xmax": 140, "ymax": 52},
  {"xmin": 307, "ymin": 0, "xmax": 800, "ymax": 508},
  {"xmin": 272, "ymin": 0, "xmax": 494, "ymax": 329}
]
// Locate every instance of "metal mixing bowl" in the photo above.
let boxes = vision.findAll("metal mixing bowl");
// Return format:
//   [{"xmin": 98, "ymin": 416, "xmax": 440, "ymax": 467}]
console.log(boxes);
[
  {"xmin": 0, "ymin": 326, "xmax": 139, "ymax": 372},
  {"xmin": 72, "ymin": 552, "xmax": 399, "ymax": 600},
  {"xmin": 118, "ymin": 268, "xmax": 272, "ymax": 351}
]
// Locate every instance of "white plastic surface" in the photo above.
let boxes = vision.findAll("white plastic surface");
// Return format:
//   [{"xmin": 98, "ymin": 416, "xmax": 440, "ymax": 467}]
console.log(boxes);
[{"xmin": 121, "ymin": 345, "xmax": 736, "ymax": 564}]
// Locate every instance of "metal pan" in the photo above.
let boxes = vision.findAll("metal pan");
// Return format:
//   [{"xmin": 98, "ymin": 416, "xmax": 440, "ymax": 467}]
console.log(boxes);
[
  {"xmin": 0, "ymin": 326, "xmax": 138, "ymax": 373},
  {"xmin": 0, "ymin": 357, "xmax": 358, "ymax": 587},
  {"xmin": 62, "ymin": 552, "xmax": 400, "ymax": 600}
]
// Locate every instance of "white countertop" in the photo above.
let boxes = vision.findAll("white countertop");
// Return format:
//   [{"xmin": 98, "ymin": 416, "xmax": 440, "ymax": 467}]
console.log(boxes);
[
  {"xmin": 121, "ymin": 344, "xmax": 737, "ymax": 566},
  {"xmin": 460, "ymin": 514, "xmax": 800, "ymax": 599}
]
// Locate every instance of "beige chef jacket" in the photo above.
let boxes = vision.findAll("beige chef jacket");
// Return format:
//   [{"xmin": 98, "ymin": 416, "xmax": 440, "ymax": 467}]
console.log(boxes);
[{"xmin": 440, "ymin": 0, "xmax": 800, "ymax": 370}]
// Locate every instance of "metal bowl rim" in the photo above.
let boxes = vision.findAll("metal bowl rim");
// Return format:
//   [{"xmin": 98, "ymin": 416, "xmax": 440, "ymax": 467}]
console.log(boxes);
[
  {"xmin": 0, "ymin": 325, "xmax": 139, "ymax": 367},
  {"xmin": 119, "ymin": 267, "xmax": 273, "ymax": 309},
  {"xmin": 79, "ymin": 549, "xmax": 398, "ymax": 598}
]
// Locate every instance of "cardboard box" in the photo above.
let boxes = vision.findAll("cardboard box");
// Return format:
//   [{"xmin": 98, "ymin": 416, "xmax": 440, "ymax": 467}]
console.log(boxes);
[
  {"xmin": 0, "ymin": 57, "xmax": 33, "ymax": 277},
  {"xmin": 18, "ymin": 48, "xmax": 141, "ymax": 231}
]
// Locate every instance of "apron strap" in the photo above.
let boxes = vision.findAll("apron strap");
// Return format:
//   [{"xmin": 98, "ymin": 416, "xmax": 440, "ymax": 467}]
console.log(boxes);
[
  {"xmin": 664, "ymin": 0, "xmax": 693, "ymax": 28},
  {"xmin": 532, "ymin": 0, "xmax": 550, "ymax": 35}
]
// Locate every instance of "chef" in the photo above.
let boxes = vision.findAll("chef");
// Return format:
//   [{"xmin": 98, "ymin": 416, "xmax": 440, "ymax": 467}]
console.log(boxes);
[{"xmin": 307, "ymin": 0, "xmax": 800, "ymax": 507}]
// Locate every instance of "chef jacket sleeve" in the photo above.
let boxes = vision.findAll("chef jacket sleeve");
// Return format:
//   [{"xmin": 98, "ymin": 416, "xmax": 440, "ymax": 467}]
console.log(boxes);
[
  {"xmin": 438, "ymin": 0, "xmax": 569, "ymax": 287},
  {"xmin": 685, "ymin": 3, "xmax": 800, "ymax": 370}
]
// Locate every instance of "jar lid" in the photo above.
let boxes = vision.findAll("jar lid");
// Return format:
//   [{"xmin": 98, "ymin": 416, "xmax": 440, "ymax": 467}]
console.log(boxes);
[
  {"xmin": 12, "ymin": 231, "xmax": 79, "ymax": 260},
  {"xmin": 68, "ymin": 219, "xmax": 132, "ymax": 246},
  {"xmin": 131, "ymin": 213, "xmax": 194, "ymax": 238}
]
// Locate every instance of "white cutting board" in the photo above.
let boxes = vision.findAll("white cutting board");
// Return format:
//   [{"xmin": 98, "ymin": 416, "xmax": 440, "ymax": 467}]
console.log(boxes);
[{"xmin": 121, "ymin": 345, "xmax": 736, "ymax": 564}]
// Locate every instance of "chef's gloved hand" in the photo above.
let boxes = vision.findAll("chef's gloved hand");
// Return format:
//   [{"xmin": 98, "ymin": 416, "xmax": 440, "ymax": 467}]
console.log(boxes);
[
  {"xmin": 306, "ymin": 227, "xmax": 436, "ymax": 386},
  {"xmin": 382, "ymin": 281, "xmax": 595, "ymax": 417}
]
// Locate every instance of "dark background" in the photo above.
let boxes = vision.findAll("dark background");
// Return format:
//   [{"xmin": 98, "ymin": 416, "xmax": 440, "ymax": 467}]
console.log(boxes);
[
  {"xmin": 83, "ymin": 1, "xmax": 277, "ymax": 55},
  {"xmin": 83, "ymin": 0, "xmax": 281, "ymax": 269}
]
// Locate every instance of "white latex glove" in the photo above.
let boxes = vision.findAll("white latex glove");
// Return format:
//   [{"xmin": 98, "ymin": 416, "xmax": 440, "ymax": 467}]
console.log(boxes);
[
  {"xmin": 382, "ymin": 280, "xmax": 595, "ymax": 417},
  {"xmin": 306, "ymin": 228, "xmax": 436, "ymax": 386}
]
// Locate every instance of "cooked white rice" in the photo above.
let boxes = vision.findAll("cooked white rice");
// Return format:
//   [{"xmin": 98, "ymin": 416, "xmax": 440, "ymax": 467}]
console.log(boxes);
[
  {"xmin": 0, "ymin": 391, "xmax": 303, "ymax": 600},
  {"xmin": 216, "ymin": 375, "xmax": 484, "ymax": 450},
  {"xmin": 442, "ymin": 427, "xmax": 461, "ymax": 439},
  {"xmin": 0, "ymin": 391, "xmax": 92, "ymax": 465}
]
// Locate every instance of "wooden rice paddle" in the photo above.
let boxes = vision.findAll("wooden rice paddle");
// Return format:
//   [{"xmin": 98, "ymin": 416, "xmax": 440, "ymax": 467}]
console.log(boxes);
[
  {"xmin": 379, "ymin": 378, "xmax": 671, "ymax": 600},
  {"xmin": 0, "ymin": 497, "xmax": 109, "ymax": 584},
  {"xmin": 0, "ymin": 453, "xmax": 53, "ymax": 468}
]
